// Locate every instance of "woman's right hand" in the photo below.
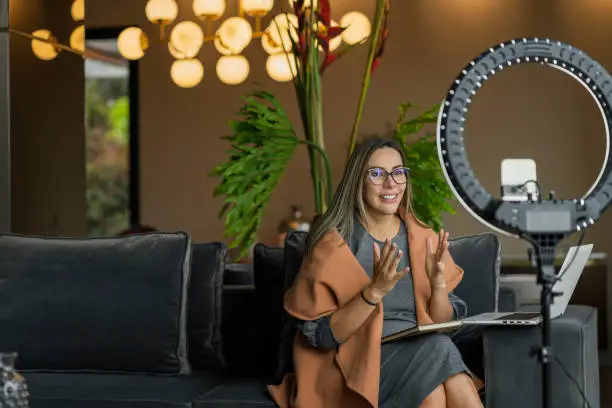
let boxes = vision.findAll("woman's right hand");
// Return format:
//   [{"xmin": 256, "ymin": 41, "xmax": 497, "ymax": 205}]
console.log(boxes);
[{"xmin": 368, "ymin": 240, "xmax": 410, "ymax": 301}]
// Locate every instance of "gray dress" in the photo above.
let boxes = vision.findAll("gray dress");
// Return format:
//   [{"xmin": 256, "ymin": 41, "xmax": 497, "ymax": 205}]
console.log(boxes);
[{"xmin": 298, "ymin": 219, "xmax": 470, "ymax": 408}]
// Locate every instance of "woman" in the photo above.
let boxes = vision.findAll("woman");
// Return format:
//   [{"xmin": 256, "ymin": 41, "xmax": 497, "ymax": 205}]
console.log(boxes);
[{"xmin": 268, "ymin": 137, "xmax": 483, "ymax": 408}]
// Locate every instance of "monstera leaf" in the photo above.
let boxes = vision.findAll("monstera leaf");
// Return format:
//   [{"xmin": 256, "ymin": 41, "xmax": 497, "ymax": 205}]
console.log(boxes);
[{"xmin": 210, "ymin": 92, "xmax": 300, "ymax": 256}]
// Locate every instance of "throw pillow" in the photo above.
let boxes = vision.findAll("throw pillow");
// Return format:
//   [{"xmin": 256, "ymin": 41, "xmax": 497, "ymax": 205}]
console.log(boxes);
[
  {"xmin": 188, "ymin": 242, "xmax": 228, "ymax": 371},
  {"xmin": 448, "ymin": 233, "xmax": 501, "ymax": 316},
  {"xmin": 252, "ymin": 243, "xmax": 285, "ymax": 379},
  {"xmin": 0, "ymin": 232, "xmax": 192, "ymax": 375}
]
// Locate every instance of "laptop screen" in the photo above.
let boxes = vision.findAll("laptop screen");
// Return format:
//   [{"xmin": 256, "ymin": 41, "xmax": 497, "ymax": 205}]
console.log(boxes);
[{"xmin": 550, "ymin": 244, "xmax": 593, "ymax": 319}]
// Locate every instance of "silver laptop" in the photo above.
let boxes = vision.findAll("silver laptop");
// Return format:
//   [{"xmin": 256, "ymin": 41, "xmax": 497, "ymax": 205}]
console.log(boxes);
[{"xmin": 461, "ymin": 244, "xmax": 593, "ymax": 326}]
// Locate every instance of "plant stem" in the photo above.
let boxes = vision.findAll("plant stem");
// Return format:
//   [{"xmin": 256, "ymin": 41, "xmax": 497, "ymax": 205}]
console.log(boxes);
[
  {"xmin": 346, "ymin": 0, "xmax": 387, "ymax": 161},
  {"xmin": 311, "ymin": 24, "xmax": 328, "ymax": 211},
  {"xmin": 297, "ymin": 139, "xmax": 333, "ymax": 204},
  {"xmin": 306, "ymin": 22, "xmax": 326, "ymax": 214},
  {"xmin": 262, "ymin": 133, "xmax": 333, "ymax": 208}
]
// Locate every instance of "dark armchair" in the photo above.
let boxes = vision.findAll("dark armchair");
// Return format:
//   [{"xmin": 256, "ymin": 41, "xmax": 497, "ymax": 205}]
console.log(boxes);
[{"xmin": 251, "ymin": 230, "xmax": 600, "ymax": 408}]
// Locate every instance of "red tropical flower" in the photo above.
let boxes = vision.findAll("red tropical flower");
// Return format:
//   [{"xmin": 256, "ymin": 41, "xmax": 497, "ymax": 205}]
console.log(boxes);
[
  {"xmin": 319, "ymin": 52, "xmax": 338, "ymax": 73},
  {"xmin": 316, "ymin": 0, "xmax": 331, "ymax": 27},
  {"xmin": 371, "ymin": 0, "xmax": 390, "ymax": 74}
]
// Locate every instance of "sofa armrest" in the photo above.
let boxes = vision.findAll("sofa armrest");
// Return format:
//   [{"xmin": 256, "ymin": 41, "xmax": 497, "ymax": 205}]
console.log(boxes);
[
  {"xmin": 498, "ymin": 286, "xmax": 517, "ymax": 312},
  {"xmin": 483, "ymin": 305, "xmax": 600, "ymax": 408}
]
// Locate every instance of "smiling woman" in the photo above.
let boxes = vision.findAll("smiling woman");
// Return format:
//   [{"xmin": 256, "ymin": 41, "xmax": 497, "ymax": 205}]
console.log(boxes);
[{"xmin": 268, "ymin": 137, "xmax": 482, "ymax": 408}]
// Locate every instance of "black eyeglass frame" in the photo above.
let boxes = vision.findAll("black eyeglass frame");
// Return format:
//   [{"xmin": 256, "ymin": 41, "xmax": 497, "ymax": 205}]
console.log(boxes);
[{"xmin": 366, "ymin": 167, "xmax": 411, "ymax": 185}]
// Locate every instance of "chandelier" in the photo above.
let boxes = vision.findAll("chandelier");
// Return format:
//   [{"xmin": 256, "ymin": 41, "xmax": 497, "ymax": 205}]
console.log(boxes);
[
  {"xmin": 115, "ymin": 0, "xmax": 373, "ymax": 87},
  {"xmin": 15, "ymin": 0, "xmax": 371, "ymax": 88}
]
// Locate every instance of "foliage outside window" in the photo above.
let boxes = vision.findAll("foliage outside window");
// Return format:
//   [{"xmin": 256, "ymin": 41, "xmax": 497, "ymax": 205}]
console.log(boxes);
[{"xmin": 85, "ymin": 68, "xmax": 130, "ymax": 236}]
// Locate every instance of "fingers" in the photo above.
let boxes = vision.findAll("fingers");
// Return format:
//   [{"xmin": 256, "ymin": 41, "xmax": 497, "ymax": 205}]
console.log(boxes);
[
  {"xmin": 372, "ymin": 242, "xmax": 381, "ymax": 263},
  {"xmin": 381, "ymin": 241, "xmax": 396, "ymax": 274},
  {"xmin": 437, "ymin": 229, "xmax": 445, "ymax": 255},
  {"xmin": 394, "ymin": 266, "xmax": 411, "ymax": 280},
  {"xmin": 380, "ymin": 239, "xmax": 391, "ymax": 265},
  {"xmin": 427, "ymin": 237, "xmax": 434, "ymax": 255},
  {"xmin": 390, "ymin": 248, "xmax": 402, "ymax": 274},
  {"xmin": 436, "ymin": 231, "xmax": 449, "ymax": 262}
]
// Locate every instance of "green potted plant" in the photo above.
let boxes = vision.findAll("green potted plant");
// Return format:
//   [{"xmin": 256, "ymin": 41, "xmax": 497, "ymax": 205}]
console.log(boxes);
[{"xmin": 211, "ymin": 0, "xmax": 455, "ymax": 257}]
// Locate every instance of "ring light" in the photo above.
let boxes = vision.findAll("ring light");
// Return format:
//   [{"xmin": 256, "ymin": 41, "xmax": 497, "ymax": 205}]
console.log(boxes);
[
  {"xmin": 436, "ymin": 37, "xmax": 612, "ymax": 408},
  {"xmin": 437, "ymin": 37, "xmax": 612, "ymax": 241}
]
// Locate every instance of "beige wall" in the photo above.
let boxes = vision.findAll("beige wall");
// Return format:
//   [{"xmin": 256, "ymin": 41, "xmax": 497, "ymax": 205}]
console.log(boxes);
[
  {"xmin": 10, "ymin": 0, "xmax": 86, "ymax": 235},
  {"xmin": 82, "ymin": 0, "xmax": 612, "ymax": 260}
]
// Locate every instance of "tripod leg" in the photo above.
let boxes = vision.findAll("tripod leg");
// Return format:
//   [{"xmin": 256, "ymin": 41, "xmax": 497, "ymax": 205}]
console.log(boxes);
[{"xmin": 541, "ymin": 283, "xmax": 552, "ymax": 408}]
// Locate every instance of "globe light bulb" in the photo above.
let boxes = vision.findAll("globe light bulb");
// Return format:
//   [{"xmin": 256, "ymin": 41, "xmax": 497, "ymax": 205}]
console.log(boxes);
[
  {"xmin": 171, "ymin": 59, "xmax": 204, "ymax": 88},
  {"xmin": 145, "ymin": 0, "xmax": 179, "ymax": 25},
  {"xmin": 214, "ymin": 36, "xmax": 233, "ymax": 56},
  {"xmin": 193, "ymin": 0, "xmax": 226, "ymax": 21},
  {"xmin": 241, "ymin": 0, "xmax": 274, "ymax": 17},
  {"xmin": 117, "ymin": 27, "xmax": 149, "ymax": 60},
  {"xmin": 169, "ymin": 21, "xmax": 204, "ymax": 59},
  {"xmin": 340, "ymin": 11, "xmax": 371, "ymax": 45},
  {"xmin": 266, "ymin": 53, "xmax": 298, "ymax": 82},
  {"xmin": 71, "ymin": 0, "xmax": 85, "ymax": 22},
  {"xmin": 216, "ymin": 17, "xmax": 253, "ymax": 54},
  {"xmin": 70, "ymin": 25, "xmax": 85, "ymax": 53},
  {"xmin": 216, "ymin": 55, "xmax": 250, "ymax": 85},
  {"xmin": 31, "ymin": 30, "xmax": 59, "ymax": 61},
  {"xmin": 262, "ymin": 13, "xmax": 298, "ymax": 54}
]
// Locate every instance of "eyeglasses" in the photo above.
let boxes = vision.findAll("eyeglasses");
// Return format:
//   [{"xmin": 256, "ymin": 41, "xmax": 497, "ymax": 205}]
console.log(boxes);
[{"xmin": 366, "ymin": 167, "xmax": 410, "ymax": 185}]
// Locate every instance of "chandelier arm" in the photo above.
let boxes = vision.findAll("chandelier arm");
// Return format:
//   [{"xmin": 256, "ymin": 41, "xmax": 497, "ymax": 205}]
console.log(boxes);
[{"xmin": 7, "ymin": 28, "xmax": 82, "ymax": 56}]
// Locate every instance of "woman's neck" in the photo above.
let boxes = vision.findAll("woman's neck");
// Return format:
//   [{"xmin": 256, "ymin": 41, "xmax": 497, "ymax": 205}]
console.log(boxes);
[{"xmin": 362, "ymin": 211, "xmax": 400, "ymax": 242}]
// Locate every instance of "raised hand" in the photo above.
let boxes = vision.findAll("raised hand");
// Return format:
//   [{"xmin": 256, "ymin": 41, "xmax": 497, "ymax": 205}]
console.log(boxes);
[
  {"xmin": 369, "ymin": 239, "xmax": 410, "ymax": 299},
  {"xmin": 425, "ymin": 229, "xmax": 449, "ymax": 288}
]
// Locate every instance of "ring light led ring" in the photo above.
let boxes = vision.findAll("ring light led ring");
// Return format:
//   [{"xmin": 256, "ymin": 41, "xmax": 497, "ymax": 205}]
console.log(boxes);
[{"xmin": 437, "ymin": 37, "xmax": 612, "ymax": 238}]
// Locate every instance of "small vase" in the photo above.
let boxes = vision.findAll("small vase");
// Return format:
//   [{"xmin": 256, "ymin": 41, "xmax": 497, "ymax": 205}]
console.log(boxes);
[
  {"xmin": 0, "ymin": 353, "xmax": 29, "ymax": 407},
  {"xmin": 277, "ymin": 205, "xmax": 311, "ymax": 246}
]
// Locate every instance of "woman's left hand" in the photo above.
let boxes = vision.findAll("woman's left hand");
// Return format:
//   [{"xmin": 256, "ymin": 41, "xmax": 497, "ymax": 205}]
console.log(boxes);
[{"xmin": 425, "ymin": 229, "xmax": 449, "ymax": 288}]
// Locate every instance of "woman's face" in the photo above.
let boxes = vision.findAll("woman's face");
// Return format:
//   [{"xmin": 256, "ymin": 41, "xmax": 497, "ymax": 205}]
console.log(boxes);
[{"xmin": 362, "ymin": 147, "xmax": 408, "ymax": 217}]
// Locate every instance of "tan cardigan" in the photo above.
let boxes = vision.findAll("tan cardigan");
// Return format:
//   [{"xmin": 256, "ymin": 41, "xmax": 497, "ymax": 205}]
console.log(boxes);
[{"xmin": 267, "ymin": 213, "xmax": 465, "ymax": 408}]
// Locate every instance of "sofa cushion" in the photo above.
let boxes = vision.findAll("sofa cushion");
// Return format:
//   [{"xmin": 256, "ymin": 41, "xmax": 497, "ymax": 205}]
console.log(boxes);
[
  {"xmin": 447, "ymin": 233, "xmax": 501, "ymax": 316},
  {"xmin": 0, "ymin": 233, "xmax": 192, "ymax": 375},
  {"xmin": 188, "ymin": 242, "xmax": 228, "ymax": 371},
  {"xmin": 224, "ymin": 263, "xmax": 254, "ymax": 285},
  {"xmin": 252, "ymin": 243, "xmax": 285, "ymax": 379},
  {"xmin": 221, "ymin": 284, "xmax": 257, "ymax": 376},
  {"xmin": 193, "ymin": 379, "xmax": 276, "ymax": 408},
  {"xmin": 22, "ymin": 371, "xmax": 224, "ymax": 408}
]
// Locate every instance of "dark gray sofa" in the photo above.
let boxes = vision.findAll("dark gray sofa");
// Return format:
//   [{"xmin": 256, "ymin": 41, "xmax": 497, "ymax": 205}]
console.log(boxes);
[{"xmin": 0, "ymin": 230, "xmax": 600, "ymax": 407}]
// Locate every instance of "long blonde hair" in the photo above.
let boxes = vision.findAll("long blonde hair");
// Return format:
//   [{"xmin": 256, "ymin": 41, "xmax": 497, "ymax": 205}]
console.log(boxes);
[{"xmin": 306, "ymin": 137, "xmax": 417, "ymax": 253}]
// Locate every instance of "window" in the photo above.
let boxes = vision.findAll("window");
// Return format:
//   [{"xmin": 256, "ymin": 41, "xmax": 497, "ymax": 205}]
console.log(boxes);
[{"xmin": 84, "ymin": 28, "xmax": 139, "ymax": 236}]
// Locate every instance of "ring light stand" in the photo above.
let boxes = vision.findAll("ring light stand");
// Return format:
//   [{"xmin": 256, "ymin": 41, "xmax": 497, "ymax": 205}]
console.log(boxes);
[{"xmin": 436, "ymin": 38, "xmax": 612, "ymax": 408}]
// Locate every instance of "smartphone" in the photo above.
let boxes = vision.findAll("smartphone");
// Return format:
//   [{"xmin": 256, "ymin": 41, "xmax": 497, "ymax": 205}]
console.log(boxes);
[{"xmin": 501, "ymin": 159, "xmax": 538, "ymax": 201}]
